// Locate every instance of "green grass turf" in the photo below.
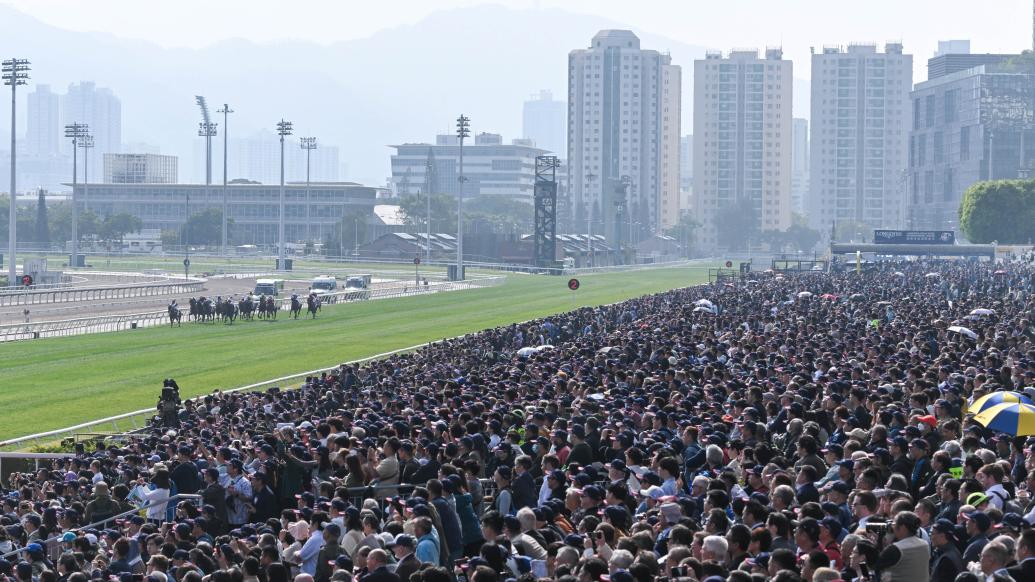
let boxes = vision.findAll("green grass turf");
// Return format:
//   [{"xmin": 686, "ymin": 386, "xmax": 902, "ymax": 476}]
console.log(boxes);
[{"xmin": 0, "ymin": 265, "xmax": 709, "ymax": 441}]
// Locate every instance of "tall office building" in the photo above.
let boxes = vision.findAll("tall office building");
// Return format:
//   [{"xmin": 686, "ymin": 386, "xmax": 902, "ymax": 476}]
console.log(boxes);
[
  {"xmin": 61, "ymin": 82, "xmax": 122, "ymax": 180},
  {"xmin": 391, "ymin": 133, "xmax": 546, "ymax": 201},
  {"xmin": 104, "ymin": 153, "xmax": 178, "ymax": 184},
  {"xmin": 693, "ymin": 49, "xmax": 792, "ymax": 251},
  {"xmin": 26, "ymin": 85, "xmax": 60, "ymax": 157},
  {"xmin": 907, "ymin": 58, "xmax": 1034, "ymax": 231},
  {"xmin": 522, "ymin": 90, "xmax": 567, "ymax": 157},
  {"xmin": 568, "ymin": 29, "xmax": 682, "ymax": 243},
  {"xmin": 808, "ymin": 43, "xmax": 912, "ymax": 231},
  {"xmin": 680, "ymin": 135, "xmax": 693, "ymax": 193},
  {"xmin": 791, "ymin": 119, "xmax": 809, "ymax": 216}
]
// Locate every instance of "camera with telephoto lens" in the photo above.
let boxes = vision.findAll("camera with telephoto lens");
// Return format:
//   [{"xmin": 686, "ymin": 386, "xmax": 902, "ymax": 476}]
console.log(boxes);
[{"xmin": 865, "ymin": 520, "xmax": 889, "ymax": 537}]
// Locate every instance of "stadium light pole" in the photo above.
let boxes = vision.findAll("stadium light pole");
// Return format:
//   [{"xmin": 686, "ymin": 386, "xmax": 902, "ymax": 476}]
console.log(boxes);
[
  {"xmin": 276, "ymin": 119, "xmax": 293, "ymax": 268},
  {"xmin": 64, "ymin": 123, "xmax": 89, "ymax": 269},
  {"xmin": 3, "ymin": 58, "xmax": 29, "ymax": 285},
  {"xmin": 80, "ymin": 134, "xmax": 94, "ymax": 213},
  {"xmin": 300, "ymin": 137, "xmax": 317, "ymax": 246},
  {"xmin": 216, "ymin": 104, "xmax": 233, "ymax": 252},
  {"xmin": 455, "ymin": 114, "xmax": 469, "ymax": 280}
]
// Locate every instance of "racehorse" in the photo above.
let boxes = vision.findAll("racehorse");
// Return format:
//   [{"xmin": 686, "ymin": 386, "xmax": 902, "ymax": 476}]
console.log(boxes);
[
  {"xmin": 218, "ymin": 298, "xmax": 239, "ymax": 324},
  {"xmin": 168, "ymin": 303, "xmax": 182, "ymax": 327},
  {"xmin": 290, "ymin": 295, "xmax": 303, "ymax": 319},
  {"xmin": 189, "ymin": 297, "xmax": 215, "ymax": 322},
  {"xmin": 306, "ymin": 294, "xmax": 321, "ymax": 319},
  {"xmin": 239, "ymin": 296, "xmax": 255, "ymax": 320}
]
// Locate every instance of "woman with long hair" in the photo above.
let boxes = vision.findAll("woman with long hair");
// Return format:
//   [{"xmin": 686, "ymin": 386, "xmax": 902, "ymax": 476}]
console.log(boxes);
[{"xmin": 342, "ymin": 454, "xmax": 367, "ymax": 489}]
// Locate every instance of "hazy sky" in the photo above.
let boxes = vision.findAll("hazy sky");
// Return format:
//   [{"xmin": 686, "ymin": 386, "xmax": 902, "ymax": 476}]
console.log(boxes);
[{"xmin": 3, "ymin": 0, "xmax": 1033, "ymax": 81}]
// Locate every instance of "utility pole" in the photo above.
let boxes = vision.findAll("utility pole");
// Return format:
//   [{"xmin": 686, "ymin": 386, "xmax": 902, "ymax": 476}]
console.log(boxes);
[
  {"xmin": 300, "ymin": 137, "xmax": 317, "ymax": 246},
  {"xmin": 217, "ymin": 103, "xmax": 233, "ymax": 251},
  {"xmin": 3, "ymin": 58, "xmax": 30, "ymax": 285},
  {"xmin": 64, "ymin": 123, "xmax": 88, "ymax": 269},
  {"xmin": 276, "ymin": 119, "xmax": 293, "ymax": 269},
  {"xmin": 455, "ymin": 115, "xmax": 470, "ymax": 280}
]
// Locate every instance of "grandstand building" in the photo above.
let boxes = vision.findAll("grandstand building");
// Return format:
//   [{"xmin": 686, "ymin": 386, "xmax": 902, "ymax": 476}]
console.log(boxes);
[{"xmin": 70, "ymin": 182, "xmax": 382, "ymax": 245}]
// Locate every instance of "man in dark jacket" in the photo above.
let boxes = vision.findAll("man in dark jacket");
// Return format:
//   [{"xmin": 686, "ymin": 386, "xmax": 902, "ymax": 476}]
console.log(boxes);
[
  {"xmin": 398, "ymin": 442, "xmax": 422, "ymax": 485},
  {"xmin": 428, "ymin": 479, "xmax": 463, "ymax": 565},
  {"xmin": 387, "ymin": 534, "xmax": 420, "ymax": 582},
  {"xmin": 930, "ymin": 519, "xmax": 964, "ymax": 582},
  {"xmin": 360, "ymin": 549, "xmax": 400, "ymax": 582},
  {"xmin": 566, "ymin": 425, "xmax": 594, "ymax": 469},
  {"xmin": 248, "ymin": 472, "xmax": 279, "ymax": 524},
  {"xmin": 200, "ymin": 468, "xmax": 229, "ymax": 535},
  {"xmin": 511, "ymin": 456, "xmax": 537, "ymax": 511},
  {"xmin": 170, "ymin": 446, "xmax": 203, "ymax": 495},
  {"xmin": 961, "ymin": 511, "xmax": 992, "ymax": 565},
  {"xmin": 1008, "ymin": 529, "xmax": 1035, "ymax": 580}
]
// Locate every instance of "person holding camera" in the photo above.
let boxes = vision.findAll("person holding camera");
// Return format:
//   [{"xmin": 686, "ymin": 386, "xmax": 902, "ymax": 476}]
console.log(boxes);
[{"xmin": 871, "ymin": 512, "xmax": 929, "ymax": 582}]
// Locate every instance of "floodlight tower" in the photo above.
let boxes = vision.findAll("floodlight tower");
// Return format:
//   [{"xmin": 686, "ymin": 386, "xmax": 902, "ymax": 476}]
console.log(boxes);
[
  {"xmin": 216, "ymin": 104, "xmax": 233, "ymax": 251},
  {"xmin": 64, "ymin": 123, "xmax": 89, "ymax": 268},
  {"xmin": 455, "ymin": 114, "xmax": 470, "ymax": 281},
  {"xmin": 276, "ymin": 119, "xmax": 293, "ymax": 268},
  {"xmin": 300, "ymin": 137, "xmax": 317, "ymax": 245},
  {"xmin": 80, "ymin": 134, "xmax": 94, "ymax": 212},
  {"xmin": 3, "ymin": 58, "xmax": 30, "ymax": 284}
]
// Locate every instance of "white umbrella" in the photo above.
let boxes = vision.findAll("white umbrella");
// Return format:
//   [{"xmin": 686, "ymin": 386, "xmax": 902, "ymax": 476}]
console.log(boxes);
[
  {"xmin": 948, "ymin": 325, "xmax": 979, "ymax": 340},
  {"xmin": 925, "ymin": 272, "xmax": 941, "ymax": 279},
  {"xmin": 693, "ymin": 306, "xmax": 716, "ymax": 314},
  {"xmin": 970, "ymin": 308, "xmax": 995, "ymax": 316},
  {"xmin": 893, "ymin": 271, "xmax": 905, "ymax": 277},
  {"xmin": 597, "ymin": 346, "xmax": 616, "ymax": 354},
  {"xmin": 516, "ymin": 347, "xmax": 537, "ymax": 357},
  {"xmin": 694, "ymin": 299, "xmax": 715, "ymax": 309},
  {"xmin": 797, "ymin": 291, "xmax": 813, "ymax": 298}
]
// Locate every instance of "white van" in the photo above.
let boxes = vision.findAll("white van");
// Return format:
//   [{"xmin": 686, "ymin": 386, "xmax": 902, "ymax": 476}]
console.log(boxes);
[
  {"xmin": 309, "ymin": 276, "xmax": 338, "ymax": 296},
  {"xmin": 254, "ymin": 279, "xmax": 285, "ymax": 296}
]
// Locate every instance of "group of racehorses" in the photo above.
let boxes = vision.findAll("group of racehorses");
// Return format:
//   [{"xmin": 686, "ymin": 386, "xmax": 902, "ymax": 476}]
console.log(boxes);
[{"xmin": 167, "ymin": 293, "xmax": 320, "ymax": 327}]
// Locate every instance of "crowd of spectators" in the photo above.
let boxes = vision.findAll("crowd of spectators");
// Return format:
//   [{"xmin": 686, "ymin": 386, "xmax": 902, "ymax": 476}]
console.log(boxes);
[{"xmin": 1, "ymin": 258, "xmax": 1035, "ymax": 582}]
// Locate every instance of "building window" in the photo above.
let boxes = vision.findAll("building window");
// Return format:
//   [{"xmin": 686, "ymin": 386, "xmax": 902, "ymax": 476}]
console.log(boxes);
[{"xmin": 960, "ymin": 126, "xmax": 970, "ymax": 161}]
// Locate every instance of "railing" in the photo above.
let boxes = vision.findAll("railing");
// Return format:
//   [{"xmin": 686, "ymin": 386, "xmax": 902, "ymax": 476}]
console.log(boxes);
[
  {"xmin": 279, "ymin": 275, "xmax": 505, "ymax": 307},
  {"xmin": 0, "ymin": 311, "xmax": 170, "ymax": 342},
  {"xmin": 0, "ymin": 276, "xmax": 206, "ymax": 307},
  {"xmin": 0, "ymin": 494, "xmax": 201, "ymax": 561}
]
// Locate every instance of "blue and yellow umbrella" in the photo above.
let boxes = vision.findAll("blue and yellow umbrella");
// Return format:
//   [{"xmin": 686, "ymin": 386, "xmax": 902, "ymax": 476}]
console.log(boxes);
[
  {"xmin": 972, "ymin": 402, "xmax": 1035, "ymax": 436},
  {"xmin": 968, "ymin": 391, "xmax": 1034, "ymax": 415}
]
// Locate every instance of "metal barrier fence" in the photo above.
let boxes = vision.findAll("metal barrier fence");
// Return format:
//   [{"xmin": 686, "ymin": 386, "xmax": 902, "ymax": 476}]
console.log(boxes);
[
  {"xmin": 0, "ymin": 277, "xmax": 205, "ymax": 307},
  {"xmin": 0, "ymin": 311, "xmax": 170, "ymax": 342},
  {"xmin": 0, "ymin": 494, "xmax": 201, "ymax": 561},
  {"xmin": 279, "ymin": 275, "xmax": 505, "ymax": 307}
]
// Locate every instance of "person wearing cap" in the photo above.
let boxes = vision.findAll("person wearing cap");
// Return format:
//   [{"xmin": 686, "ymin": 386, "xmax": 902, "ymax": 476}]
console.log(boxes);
[
  {"xmin": 83, "ymin": 482, "xmax": 119, "ymax": 525},
  {"xmin": 930, "ymin": 519, "xmax": 964, "ymax": 582},
  {"xmin": 962, "ymin": 511, "xmax": 994, "ymax": 564},
  {"xmin": 817, "ymin": 517, "xmax": 843, "ymax": 569},
  {"xmin": 387, "ymin": 533, "xmax": 419, "ymax": 582},
  {"xmin": 907, "ymin": 438, "xmax": 932, "ymax": 498},
  {"xmin": 492, "ymin": 465, "xmax": 514, "ymax": 517}
]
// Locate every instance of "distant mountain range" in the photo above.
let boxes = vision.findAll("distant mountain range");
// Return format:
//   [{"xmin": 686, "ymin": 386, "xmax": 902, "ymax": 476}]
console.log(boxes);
[{"xmin": 0, "ymin": 3, "xmax": 810, "ymax": 186}]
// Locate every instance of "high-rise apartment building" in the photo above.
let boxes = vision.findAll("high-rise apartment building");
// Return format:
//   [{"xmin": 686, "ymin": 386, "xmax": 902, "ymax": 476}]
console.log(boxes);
[
  {"xmin": 104, "ymin": 153, "xmax": 178, "ymax": 184},
  {"xmin": 693, "ymin": 49, "xmax": 792, "ymax": 250},
  {"xmin": 907, "ymin": 59, "xmax": 1034, "ymax": 231},
  {"xmin": 568, "ymin": 30, "xmax": 682, "ymax": 243},
  {"xmin": 791, "ymin": 118, "xmax": 809, "ymax": 216},
  {"xmin": 26, "ymin": 84, "xmax": 60, "ymax": 157},
  {"xmin": 522, "ymin": 90, "xmax": 567, "ymax": 157},
  {"xmin": 808, "ymin": 43, "xmax": 912, "ymax": 231},
  {"xmin": 193, "ymin": 131, "xmax": 341, "ymax": 185},
  {"xmin": 61, "ymin": 82, "xmax": 122, "ymax": 180}
]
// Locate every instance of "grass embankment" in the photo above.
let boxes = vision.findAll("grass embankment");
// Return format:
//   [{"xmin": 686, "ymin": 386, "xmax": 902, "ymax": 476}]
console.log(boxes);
[{"xmin": 0, "ymin": 265, "xmax": 709, "ymax": 440}]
